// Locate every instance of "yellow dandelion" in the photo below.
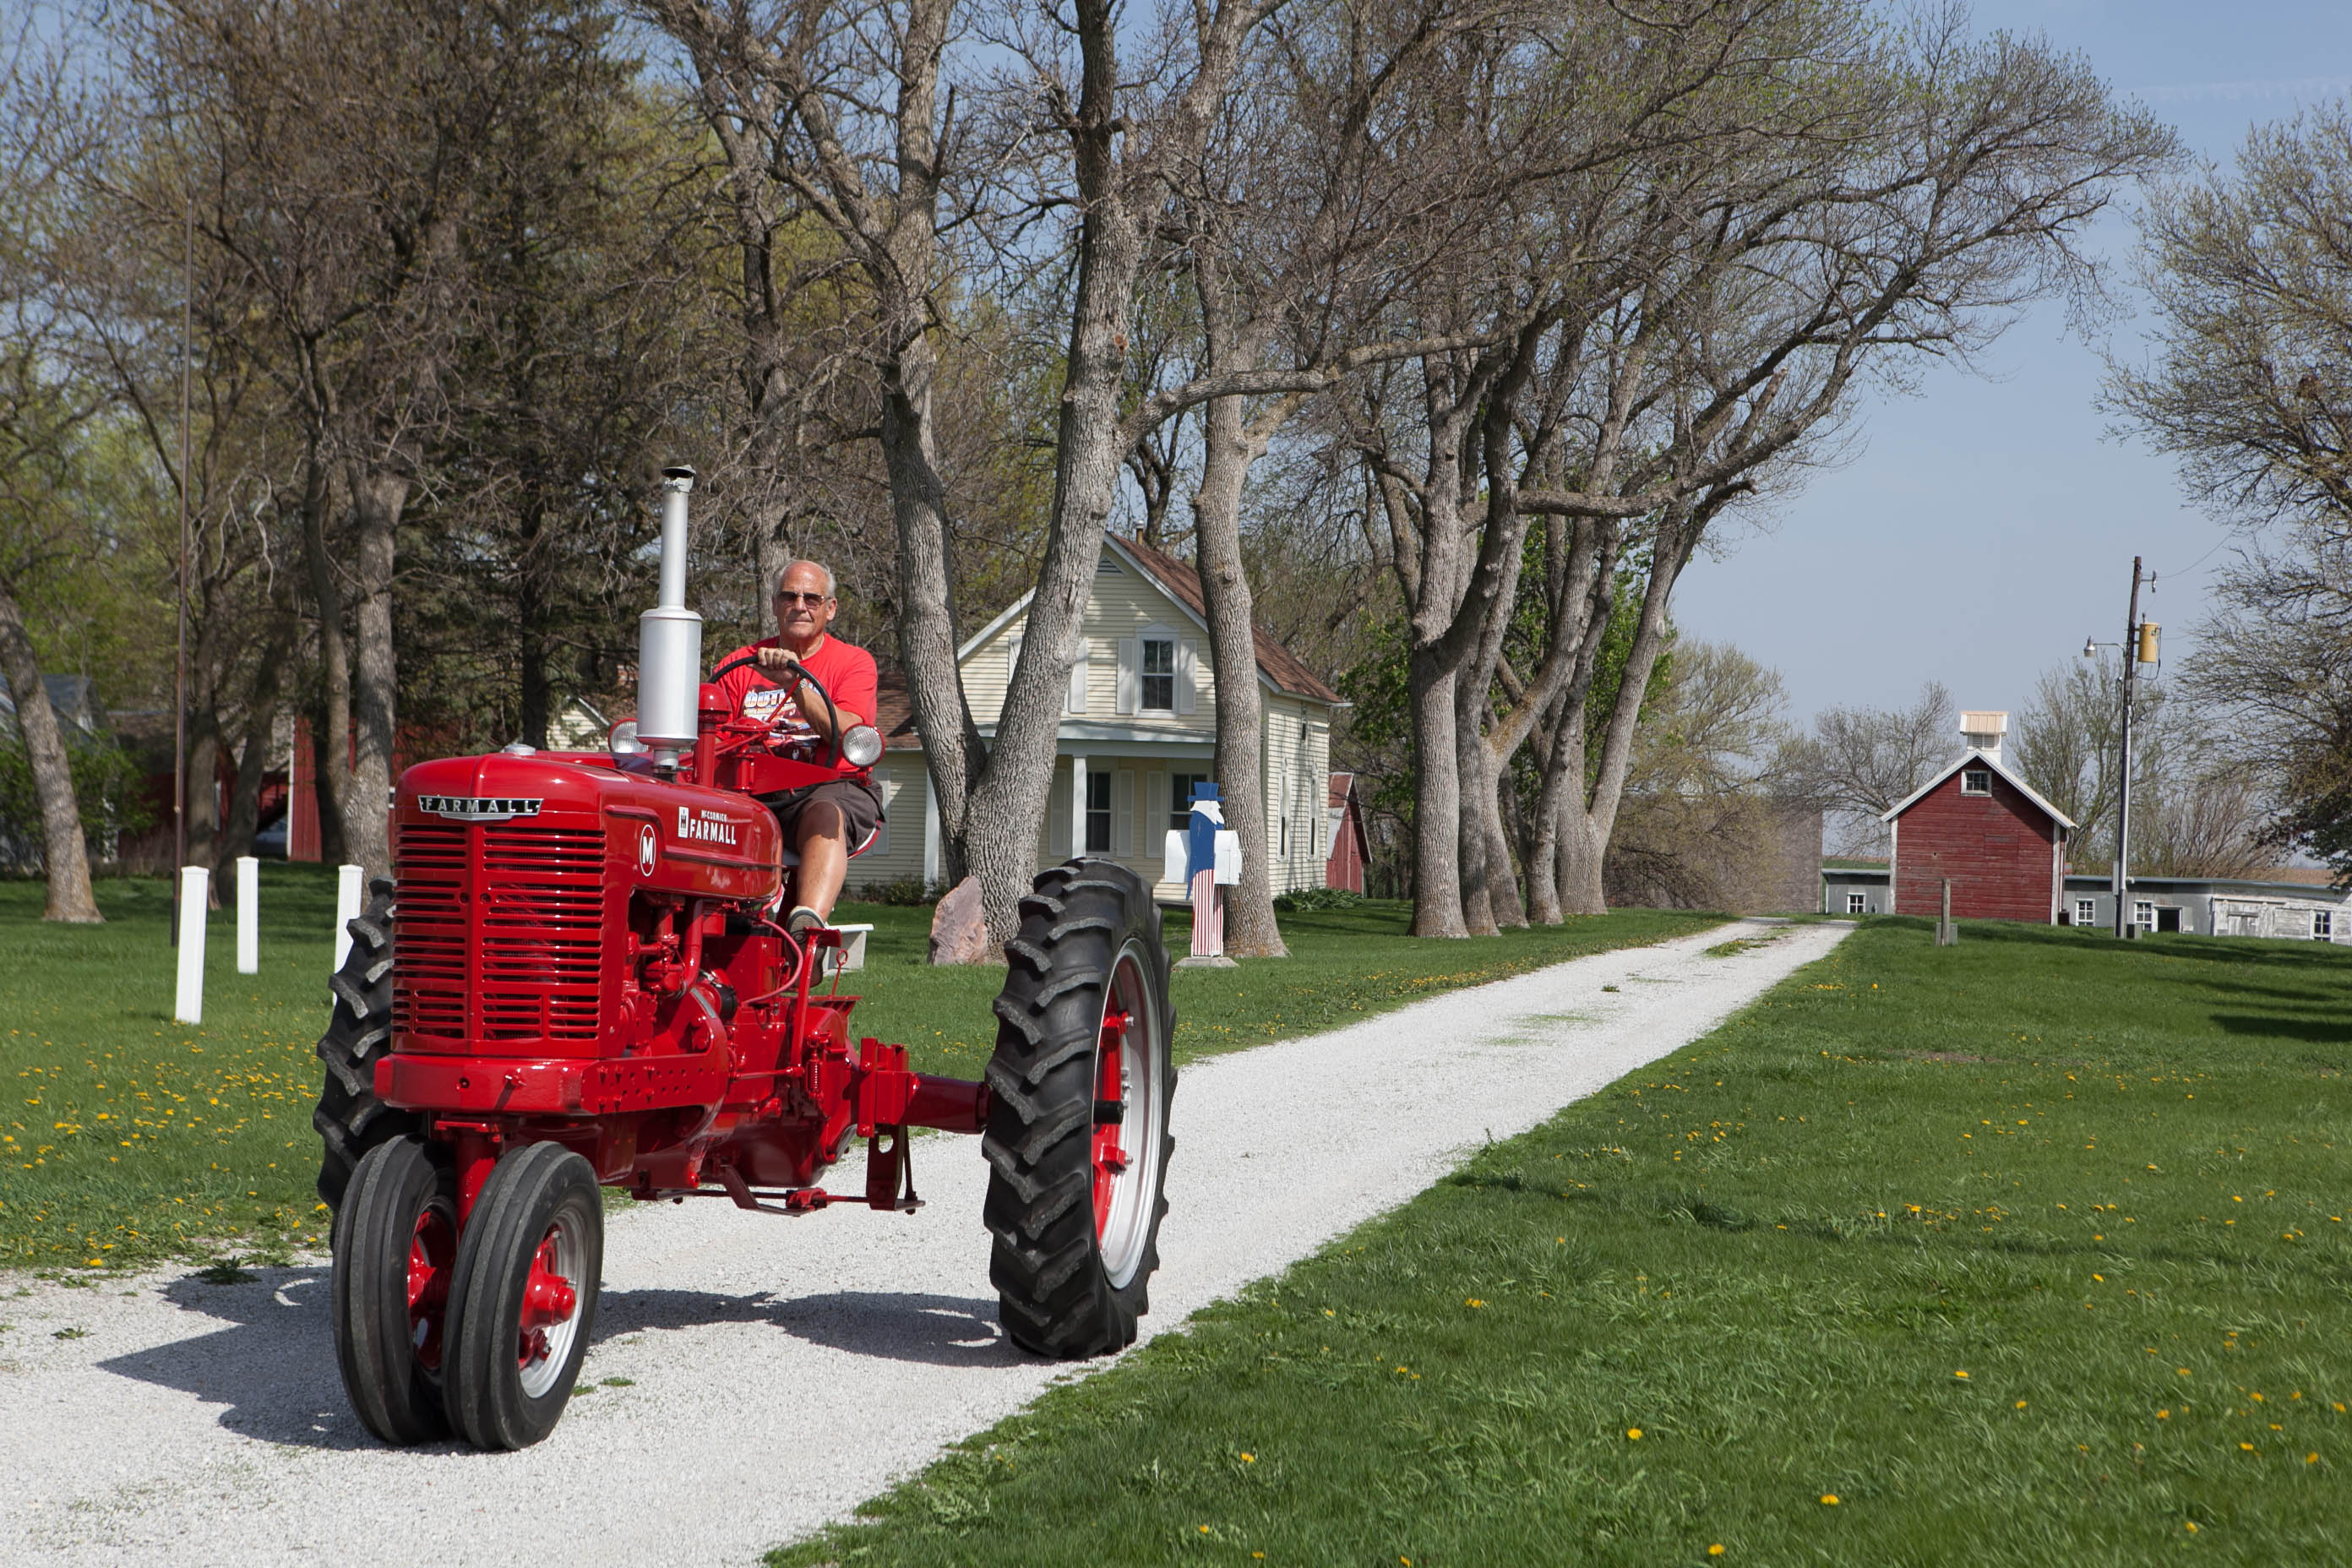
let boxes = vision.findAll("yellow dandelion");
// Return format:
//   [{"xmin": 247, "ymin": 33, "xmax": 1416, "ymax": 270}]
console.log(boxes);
[
  {"xmin": 1627, "ymin": 1428, "xmax": 1643, "ymax": 1440},
  {"xmin": 1953, "ymin": 1369, "xmax": 1968, "ymax": 1380},
  {"xmin": 1240, "ymin": 1453, "xmax": 1255, "ymax": 1463},
  {"xmin": 1820, "ymin": 1494, "xmax": 1839, "ymax": 1505}
]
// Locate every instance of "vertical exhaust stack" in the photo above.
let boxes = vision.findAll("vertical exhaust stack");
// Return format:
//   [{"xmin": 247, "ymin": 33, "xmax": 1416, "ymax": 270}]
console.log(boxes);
[{"xmin": 636, "ymin": 465, "xmax": 702, "ymax": 770}]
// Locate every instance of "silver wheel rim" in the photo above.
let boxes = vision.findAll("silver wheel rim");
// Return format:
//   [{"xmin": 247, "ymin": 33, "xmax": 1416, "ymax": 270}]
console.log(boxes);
[
  {"xmin": 1097, "ymin": 939, "xmax": 1166, "ymax": 1290},
  {"xmin": 517, "ymin": 1207, "xmax": 585, "ymax": 1400}
]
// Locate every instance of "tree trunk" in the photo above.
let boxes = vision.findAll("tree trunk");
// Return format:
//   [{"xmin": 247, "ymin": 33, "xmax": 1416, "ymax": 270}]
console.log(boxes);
[
  {"xmin": 1525, "ymin": 694, "xmax": 1572, "ymax": 923},
  {"xmin": 221, "ymin": 618, "xmax": 293, "ymax": 873},
  {"xmin": 299, "ymin": 449, "xmax": 356, "ymax": 864},
  {"xmin": 880, "ymin": 335, "xmax": 978, "ymax": 894},
  {"xmin": 1480, "ymin": 771, "xmax": 1527, "ymax": 927},
  {"xmin": 0, "ymin": 578, "xmax": 101, "ymax": 923},
  {"xmin": 1453, "ymin": 672, "xmax": 1497, "ymax": 936},
  {"xmin": 346, "ymin": 457, "xmax": 406, "ymax": 879},
  {"xmin": 1553, "ymin": 506, "xmax": 1699, "ymax": 916},
  {"xmin": 307, "ymin": 691, "xmax": 350, "ymax": 867},
  {"xmin": 1191, "ymin": 389, "xmax": 1286, "ymax": 957},
  {"xmin": 1407, "ymin": 648, "xmax": 1467, "ymax": 937},
  {"xmin": 185, "ymin": 717, "xmax": 220, "ymax": 883}
]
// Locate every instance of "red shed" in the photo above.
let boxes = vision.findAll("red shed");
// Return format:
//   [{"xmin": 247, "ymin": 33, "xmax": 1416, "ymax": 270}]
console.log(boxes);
[
  {"xmin": 1881, "ymin": 713, "xmax": 2074, "ymax": 923},
  {"xmin": 1325, "ymin": 771, "xmax": 1369, "ymax": 894}
]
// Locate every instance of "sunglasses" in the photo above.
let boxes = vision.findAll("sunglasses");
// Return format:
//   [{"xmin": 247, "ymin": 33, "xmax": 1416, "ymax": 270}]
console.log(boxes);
[{"xmin": 774, "ymin": 590, "xmax": 831, "ymax": 607}]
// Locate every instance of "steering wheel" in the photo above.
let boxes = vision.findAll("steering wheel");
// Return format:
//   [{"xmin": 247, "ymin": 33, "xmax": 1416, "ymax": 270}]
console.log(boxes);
[{"xmin": 709, "ymin": 651, "xmax": 847, "ymax": 772}]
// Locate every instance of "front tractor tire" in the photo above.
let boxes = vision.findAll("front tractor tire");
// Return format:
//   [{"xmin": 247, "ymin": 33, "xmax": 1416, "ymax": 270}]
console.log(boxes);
[
  {"xmin": 442, "ymin": 1142, "xmax": 603, "ymax": 1451},
  {"xmin": 314, "ymin": 878, "xmax": 415, "ymax": 1222},
  {"xmin": 332, "ymin": 1135, "xmax": 456, "ymax": 1445},
  {"xmin": 983, "ymin": 859, "xmax": 1175, "ymax": 1358}
]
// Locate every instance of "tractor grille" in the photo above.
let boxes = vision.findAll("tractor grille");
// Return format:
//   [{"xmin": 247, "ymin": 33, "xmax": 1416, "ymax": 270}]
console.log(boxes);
[{"xmin": 395, "ymin": 820, "xmax": 607, "ymax": 1048}]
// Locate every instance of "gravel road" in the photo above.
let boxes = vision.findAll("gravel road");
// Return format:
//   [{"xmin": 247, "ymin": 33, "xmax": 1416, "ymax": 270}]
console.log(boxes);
[{"xmin": 0, "ymin": 916, "xmax": 1847, "ymax": 1566}]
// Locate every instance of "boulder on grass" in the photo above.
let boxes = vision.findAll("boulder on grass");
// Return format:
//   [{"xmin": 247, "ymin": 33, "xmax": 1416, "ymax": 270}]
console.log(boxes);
[{"xmin": 927, "ymin": 876, "xmax": 992, "ymax": 965}]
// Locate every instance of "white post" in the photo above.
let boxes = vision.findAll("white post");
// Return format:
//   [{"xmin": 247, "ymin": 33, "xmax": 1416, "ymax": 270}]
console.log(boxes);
[
  {"xmin": 1070, "ymin": 754, "xmax": 1088, "ymax": 858},
  {"xmin": 235, "ymin": 856, "xmax": 259, "ymax": 974},
  {"xmin": 174, "ymin": 866, "xmax": 209, "ymax": 1024},
  {"xmin": 335, "ymin": 863, "xmax": 363, "ymax": 974}
]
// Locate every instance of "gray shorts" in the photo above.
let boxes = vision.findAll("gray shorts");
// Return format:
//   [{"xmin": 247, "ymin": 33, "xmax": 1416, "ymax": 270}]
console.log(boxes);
[{"xmin": 762, "ymin": 777, "xmax": 885, "ymax": 849}]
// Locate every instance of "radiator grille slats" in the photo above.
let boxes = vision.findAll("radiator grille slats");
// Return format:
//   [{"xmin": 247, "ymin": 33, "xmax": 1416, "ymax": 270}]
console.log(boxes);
[{"xmin": 395, "ymin": 819, "xmax": 607, "ymax": 1047}]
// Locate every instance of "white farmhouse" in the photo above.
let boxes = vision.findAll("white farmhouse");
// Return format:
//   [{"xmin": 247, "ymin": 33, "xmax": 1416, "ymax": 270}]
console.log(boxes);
[{"xmin": 849, "ymin": 535, "xmax": 1347, "ymax": 901}]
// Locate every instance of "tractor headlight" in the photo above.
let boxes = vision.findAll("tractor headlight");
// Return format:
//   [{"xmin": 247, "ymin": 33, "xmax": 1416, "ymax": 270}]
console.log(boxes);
[
  {"xmin": 609, "ymin": 720, "xmax": 647, "ymax": 757},
  {"xmin": 840, "ymin": 724, "xmax": 884, "ymax": 768}
]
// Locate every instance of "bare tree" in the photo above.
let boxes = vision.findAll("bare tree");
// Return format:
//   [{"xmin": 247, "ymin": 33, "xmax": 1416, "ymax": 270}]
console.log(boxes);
[
  {"xmin": 2110, "ymin": 101, "xmax": 2352, "ymax": 879},
  {"xmin": 0, "ymin": 17, "xmax": 107, "ymax": 922},
  {"xmin": 1603, "ymin": 640, "xmax": 1805, "ymax": 910},
  {"xmin": 2109, "ymin": 101, "xmax": 2352, "ymax": 543},
  {"xmin": 130, "ymin": 0, "xmax": 536, "ymax": 879},
  {"xmin": 1781, "ymin": 682, "xmax": 1956, "ymax": 856}
]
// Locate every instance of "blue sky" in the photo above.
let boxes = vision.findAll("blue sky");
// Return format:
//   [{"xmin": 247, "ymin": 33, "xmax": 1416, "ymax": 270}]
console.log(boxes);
[{"xmin": 1673, "ymin": 1, "xmax": 2352, "ymax": 727}]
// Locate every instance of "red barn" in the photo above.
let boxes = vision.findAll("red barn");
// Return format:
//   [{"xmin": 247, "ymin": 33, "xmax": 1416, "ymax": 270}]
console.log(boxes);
[
  {"xmin": 1325, "ymin": 771, "xmax": 1369, "ymax": 893},
  {"xmin": 1881, "ymin": 711, "xmax": 2075, "ymax": 923}
]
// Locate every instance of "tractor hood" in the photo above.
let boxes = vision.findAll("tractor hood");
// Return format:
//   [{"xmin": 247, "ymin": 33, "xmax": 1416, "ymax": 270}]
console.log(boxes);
[{"xmin": 396, "ymin": 751, "xmax": 783, "ymax": 906}]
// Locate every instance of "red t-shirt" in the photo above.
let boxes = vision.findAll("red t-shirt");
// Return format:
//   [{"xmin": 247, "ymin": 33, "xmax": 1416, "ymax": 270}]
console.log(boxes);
[{"xmin": 710, "ymin": 634, "xmax": 880, "ymax": 777}]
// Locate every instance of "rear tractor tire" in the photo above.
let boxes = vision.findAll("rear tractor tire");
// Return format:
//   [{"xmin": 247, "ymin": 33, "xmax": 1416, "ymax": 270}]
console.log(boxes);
[
  {"xmin": 983, "ymin": 858, "xmax": 1175, "ymax": 1358},
  {"xmin": 442, "ymin": 1142, "xmax": 602, "ymax": 1451},
  {"xmin": 313, "ymin": 878, "xmax": 415, "ymax": 1224},
  {"xmin": 331, "ymin": 1134, "xmax": 457, "ymax": 1445}
]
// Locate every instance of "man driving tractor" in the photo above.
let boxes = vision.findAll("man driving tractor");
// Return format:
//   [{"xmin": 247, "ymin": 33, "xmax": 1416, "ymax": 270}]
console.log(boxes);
[{"xmin": 709, "ymin": 559, "xmax": 881, "ymax": 933}]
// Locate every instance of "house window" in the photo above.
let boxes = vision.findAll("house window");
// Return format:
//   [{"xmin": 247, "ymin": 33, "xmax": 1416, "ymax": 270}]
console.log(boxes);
[
  {"xmin": 1141, "ymin": 636, "xmax": 1176, "ymax": 711},
  {"xmin": 1169, "ymin": 773, "xmax": 1209, "ymax": 831},
  {"xmin": 1086, "ymin": 771, "xmax": 1112, "ymax": 853},
  {"xmin": 1847, "ymin": 892, "xmax": 1867, "ymax": 915},
  {"xmin": 1961, "ymin": 769, "xmax": 1991, "ymax": 796},
  {"xmin": 2076, "ymin": 898, "xmax": 2096, "ymax": 928},
  {"xmin": 2316, "ymin": 910, "xmax": 2334, "ymax": 940},
  {"xmin": 2134, "ymin": 900, "xmax": 2155, "ymax": 932}
]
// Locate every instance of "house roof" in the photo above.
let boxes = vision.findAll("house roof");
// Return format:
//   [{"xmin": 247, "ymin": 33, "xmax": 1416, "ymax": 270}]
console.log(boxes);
[
  {"xmin": 1329, "ymin": 770, "xmax": 1355, "ymax": 809},
  {"xmin": 1880, "ymin": 749, "xmax": 2077, "ymax": 831},
  {"xmin": 2062, "ymin": 871, "xmax": 2350, "ymax": 899},
  {"xmin": 868, "ymin": 537, "xmax": 1344, "ymax": 762},
  {"xmin": 1109, "ymin": 536, "xmax": 1344, "ymax": 705}
]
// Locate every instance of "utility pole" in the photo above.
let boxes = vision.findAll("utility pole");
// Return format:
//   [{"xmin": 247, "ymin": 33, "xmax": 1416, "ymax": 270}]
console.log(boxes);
[
  {"xmin": 2110, "ymin": 557, "xmax": 2157, "ymax": 938},
  {"xmin": 172, "ymin": 191, "xmax": 193, "ymax": 944}
]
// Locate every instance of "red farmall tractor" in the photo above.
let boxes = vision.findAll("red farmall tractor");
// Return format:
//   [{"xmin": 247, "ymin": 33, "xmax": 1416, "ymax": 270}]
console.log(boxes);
[{"xmin": 312, "ymin": 466, "xmax": 1175, "ymax": 1450}]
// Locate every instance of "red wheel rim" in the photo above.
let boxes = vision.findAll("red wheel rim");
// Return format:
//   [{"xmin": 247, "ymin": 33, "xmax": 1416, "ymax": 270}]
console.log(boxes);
[
  {"xmin": 405, "ymin": 1206, "xmax": 455, "ymax": 1371},
  {"xmin": 516, "ymin": 1222, "xmax": 580, "ymax": 1391},
  {"xmin": 1091, "ymin": 1007, "xmax": 1132, "ymax": 1240}
]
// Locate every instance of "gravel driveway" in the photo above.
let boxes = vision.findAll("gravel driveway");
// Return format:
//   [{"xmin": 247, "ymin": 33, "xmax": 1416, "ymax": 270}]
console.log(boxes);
[{"xmin": 0, "ymin": 916, "xmax": 1847, "ymax": 1566}]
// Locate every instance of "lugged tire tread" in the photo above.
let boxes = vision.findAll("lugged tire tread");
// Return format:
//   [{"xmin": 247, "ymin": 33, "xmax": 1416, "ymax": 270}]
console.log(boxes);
[
  {"xmin": 313, "ymin": 889, "xmax": 418, "ymax": 1214},
  {"xmin": 443, "ymin": 1142, "xmax": 601, "ymax": 1451},
  {"xmin": 982, "ymin": 858, "xmax": 1175, "ymax": 1360}
]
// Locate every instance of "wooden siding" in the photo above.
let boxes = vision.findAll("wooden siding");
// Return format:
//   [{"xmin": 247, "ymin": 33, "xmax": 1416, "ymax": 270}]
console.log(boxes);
[
  {"xmin": 1260, "ymin": 694, "xmax": 1331, "ymax": 894},
  {"xmin": 961, "ymin": 564, "xmax": 1218, "ymax": 738},
  {"xmin": 1891, "ymin": 769, "xmax": 2063, "ymax": 923},
  {"xmin": 853, "ymin": 550, "xmax": 1337, "ymax": 903}
]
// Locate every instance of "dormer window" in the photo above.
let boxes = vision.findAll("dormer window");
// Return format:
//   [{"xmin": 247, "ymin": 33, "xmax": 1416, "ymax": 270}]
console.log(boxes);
[
  {"xmin": 1141, "ymin": 634, "xmax": 1176, "ymax": 712},
  {"xmin": 1962, "ymin": 769, "xmax": 1991, "ymax": 796}
]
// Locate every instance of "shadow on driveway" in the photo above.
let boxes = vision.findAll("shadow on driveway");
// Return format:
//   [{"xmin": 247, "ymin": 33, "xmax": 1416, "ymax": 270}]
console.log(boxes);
[{"xmin": 95, "ymin": 1270, "xmax": 1021, "ymax": 1451}]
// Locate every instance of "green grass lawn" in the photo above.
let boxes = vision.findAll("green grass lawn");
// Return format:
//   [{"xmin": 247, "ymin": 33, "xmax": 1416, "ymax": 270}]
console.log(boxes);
[
  {"xmin": 774, "ymin": 917, "xmax": 2352, "ymax": 1567},
  {"xmin": 0, "ymin": 871, "xmax": 1717, "ymax": 1276}
]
